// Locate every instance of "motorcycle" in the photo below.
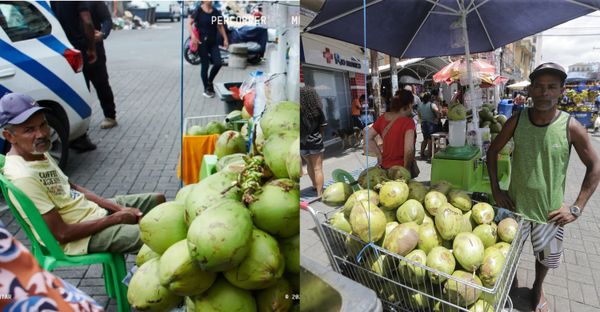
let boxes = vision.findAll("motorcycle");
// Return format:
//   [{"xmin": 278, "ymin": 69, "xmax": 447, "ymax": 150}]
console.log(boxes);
[{"xmin": 184, "ymin": 25, "xmax": 268, "ymax": 66}]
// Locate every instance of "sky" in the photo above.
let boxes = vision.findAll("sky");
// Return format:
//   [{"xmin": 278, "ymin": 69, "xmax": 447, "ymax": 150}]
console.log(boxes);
[{"xmin": 540, "ymin": 12, "xmax": 600, "ymax": 69}]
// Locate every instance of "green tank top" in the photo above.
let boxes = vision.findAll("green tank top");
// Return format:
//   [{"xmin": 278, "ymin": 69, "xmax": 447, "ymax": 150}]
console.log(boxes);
[
  {"xmin": 417, "ymin": 102, "xmax": 436, "ymax": 122},
  {"xmin": 508, "ymin": 108, "xmax": 571, "ymax": 223}
]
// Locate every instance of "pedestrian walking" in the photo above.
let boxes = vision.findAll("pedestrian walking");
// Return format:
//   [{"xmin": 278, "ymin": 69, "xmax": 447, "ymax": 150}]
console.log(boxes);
[
  {"xmin": 187, "ymin": 1, "xmax": 229, "ymax": 98},
  {"xmin": 300, "ymin": 85, "xmax": 327, "ymax": 197},
  {"xmin": 88, "ymin": 1, "xmax": 118, "ymax": 129},
  {"xmin": 50, "ymin": 1, "xmax": 97, "ymax": 152},
  {"xmin": 487, "ymin": 62, "xmax": 600, "ymax": 312}
]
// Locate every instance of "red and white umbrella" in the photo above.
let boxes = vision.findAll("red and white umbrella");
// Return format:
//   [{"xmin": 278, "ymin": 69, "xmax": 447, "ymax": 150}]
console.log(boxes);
[{"xmin": 433, "ymin": 59, "xmax": 497, "ymax": 85}]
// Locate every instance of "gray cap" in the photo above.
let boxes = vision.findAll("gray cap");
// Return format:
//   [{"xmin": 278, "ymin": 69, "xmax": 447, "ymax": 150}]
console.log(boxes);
[
  {"xmin": 529, "ymin": 62, "xmax": 567, "ymax": 83},
  {"xmin": 0, "ymin": 93, "xmax": 47, "ymax": 127}
]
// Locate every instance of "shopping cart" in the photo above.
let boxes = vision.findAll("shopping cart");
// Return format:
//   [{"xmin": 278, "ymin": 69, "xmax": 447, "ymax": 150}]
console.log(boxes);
[{"xmin": 301, "ymin": 200, "xmax": 526, "ymax": 312}]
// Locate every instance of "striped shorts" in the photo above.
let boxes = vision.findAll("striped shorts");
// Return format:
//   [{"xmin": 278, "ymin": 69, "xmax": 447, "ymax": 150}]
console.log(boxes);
[{"xmin": 522, "ymin": 221, "xmax": 564, "ymax": 269}]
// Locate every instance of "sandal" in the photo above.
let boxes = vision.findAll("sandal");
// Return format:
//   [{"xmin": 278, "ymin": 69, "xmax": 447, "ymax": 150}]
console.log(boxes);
[{"xmin": 534, "ymin": 289, "xmax": 550, "ymax": 312}]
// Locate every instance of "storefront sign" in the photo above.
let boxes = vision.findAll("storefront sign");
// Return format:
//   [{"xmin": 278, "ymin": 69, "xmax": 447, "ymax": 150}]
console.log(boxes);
[{"xmin": 302, "ymin": 35, "xmax": 365, "ymax": 73}]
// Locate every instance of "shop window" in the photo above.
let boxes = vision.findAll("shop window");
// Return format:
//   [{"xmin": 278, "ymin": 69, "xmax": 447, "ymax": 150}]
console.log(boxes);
[{"xmin": 302, "ymin": 66, "xmax": 353, "ymax": 142}]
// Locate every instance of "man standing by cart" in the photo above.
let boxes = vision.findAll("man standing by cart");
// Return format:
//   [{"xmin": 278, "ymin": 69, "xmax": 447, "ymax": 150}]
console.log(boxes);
[{"xmin": 487, "ymin": 62, "xmax": 600, "ymax": 312}]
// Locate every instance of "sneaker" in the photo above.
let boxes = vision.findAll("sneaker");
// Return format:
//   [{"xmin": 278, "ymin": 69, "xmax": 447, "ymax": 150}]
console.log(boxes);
[
  {"xmin": 70, "ymin": 134, "xmax": 97, "ymax": 153},
  {"xmin": 100, "ymin": 118, "xmax": 117, "ymax": 129},
  {"xmin": 203, "ymin": 90, "xmax": 215, "ymax": 98}
]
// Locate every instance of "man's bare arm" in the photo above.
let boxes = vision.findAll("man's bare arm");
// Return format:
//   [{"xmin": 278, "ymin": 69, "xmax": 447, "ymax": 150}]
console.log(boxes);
[
  {"xmin": 70, "ymin": 182, "xmax": 123, "ymax": 213},
  {"xmin": 79, "ymin": 10, "xmax": 97, "ymax": 63},
  {"xmin": 42, "ymin": 208, "xmax": 139, "ymax": 244},
  {"xmin": 569, "ymin": 119, "xmax": 600, "ymax": 211}
]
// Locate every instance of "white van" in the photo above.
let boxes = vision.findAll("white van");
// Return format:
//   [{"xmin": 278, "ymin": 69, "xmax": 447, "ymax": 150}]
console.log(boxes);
[{"xmin": 0, "ymin": 1, "xmax": 93, "ymax": 167}]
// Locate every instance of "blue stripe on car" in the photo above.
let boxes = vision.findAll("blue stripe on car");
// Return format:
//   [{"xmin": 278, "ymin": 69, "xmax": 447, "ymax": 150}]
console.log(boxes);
[
  {"xmin": 36, "ymin": 1, "xmax": 54, "ymax": 16},
  {"xmin": 0, "ymin": 39, "xmax": 91, "ymax": 118},
  {"xmin": 0, "ymin": 84, "xmax": 11, "ymax": 98},
  {"xmin": 37, "ymin": 34, "xmax": 69, "ymax": 56}
]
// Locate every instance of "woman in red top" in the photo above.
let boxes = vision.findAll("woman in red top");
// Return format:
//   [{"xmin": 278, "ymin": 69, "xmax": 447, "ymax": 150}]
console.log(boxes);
[{"xmin": 366, "ymin": 90, "xmax": 416, "ymax": 169}]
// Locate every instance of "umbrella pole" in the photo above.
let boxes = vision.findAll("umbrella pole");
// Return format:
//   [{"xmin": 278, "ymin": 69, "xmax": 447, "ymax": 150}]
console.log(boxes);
[{"xmin": 460, "ymin": 3, "xmax": 480, "ymax": 147}]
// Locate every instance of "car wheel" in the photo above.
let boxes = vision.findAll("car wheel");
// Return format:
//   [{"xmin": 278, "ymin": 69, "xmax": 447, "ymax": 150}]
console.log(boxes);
[{"xmin": 46, "ymin": 113, "xmax": 69, "ymax": 168}]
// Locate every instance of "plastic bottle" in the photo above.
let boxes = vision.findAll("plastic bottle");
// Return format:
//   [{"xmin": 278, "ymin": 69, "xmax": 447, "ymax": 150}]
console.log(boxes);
[
  {"xmin": 466, "ymin": 123, "xmax": 478, "ymax": 147},
  {"xmin": 480, "ymin": 127, "xmax": 491, "ymax": 157}
]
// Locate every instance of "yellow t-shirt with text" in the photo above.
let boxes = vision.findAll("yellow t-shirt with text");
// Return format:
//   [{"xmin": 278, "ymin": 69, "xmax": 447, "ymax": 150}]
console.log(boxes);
[{"xmin": 3, "ymin": 153, "xmax": 107, "ymax": 255}]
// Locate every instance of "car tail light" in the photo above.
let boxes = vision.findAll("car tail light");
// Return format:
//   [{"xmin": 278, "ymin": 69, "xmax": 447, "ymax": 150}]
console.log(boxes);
[{"xmin": 63, "ymin": 48, "xmax": 83, "ymax": 73}]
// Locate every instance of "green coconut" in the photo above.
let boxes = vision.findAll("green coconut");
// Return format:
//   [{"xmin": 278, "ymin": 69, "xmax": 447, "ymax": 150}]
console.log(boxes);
[
  {"xmin": 184, "ymin": 170, "xmax": 241, "ymax": 225},
  {"xmin": 435, "ymin": 205, "xmax": 463, "ymax": 241},
  {"xmin": 322, "ymin": 182, "xmax": 353, "ymax": 207},
  {"xmin": 380, "ymin": 221, "xmax": 400, "ymax": 248},
  {"xmin": 286, "ymin": 138, "xmax": 301, "ymax": 180},
  {"xmin": 135, "ymin": 244, "xmax": 160, "ymax": 267},
  {"xmin": 480, "ymin": 247, "xmax": 506, "ymax": 288},
  {"xmin": 205, "ymin": 120, "xmax": 227, "ymax": 135},
  {"xmin": 444, "ymin": 270, "xmax": 482, "ymax": 306},
  {"xmin": 469, "ymin": 299, "xmax": 494, "ymax": 312},
  {"xmin": 216, "ymin": 153, "xmax": 246, "ymax": 172},
  {"xmin": 426, "ymin": 246, "xmax": 455, "ymax": 284},
  {"xmin": 215, "ymin": 130, "xmax": 246, "ymax": 158},
  {"xmin": 343, "ymin": 189, "xmax": 378, "ymax": 218},
  {"xmin": 408, "ymin": 180, "xmax": 429, "ymax": 203},
  {"xmin": 279, "ymin": 234, "xmax": 300, "ymax": 274},
  {"xmin": 387, "ymin": 165, "xmax": 411, "ymax": 181},
  {"xmin": 448, "ymin": 189, "xmax": 472, "ymax": 212},
  {"xmin": 399, "ymin": 249, "xmax": 428, "ymax": 285},
  {"xmin": 357, "ymin": 166, "xmax": 389, "ymax": 190},
  {"xmin": 471, "ymin": 202, "xmax": 495, "ymax": 225},
  {"xmin": 159, "ymin": 239, "xmax": 217, "ymax": 296},
  {"xmin": 224, "ymin": 229, "xmax": 285, "ymax": 290},
  {"xmin": 263, "ymin": 131, "xmax": 298, "ymax": 179},
  {"xmin": 378, "ymin": 180, "xmax": 410, "ymax": 210},
  {"xmin": 187, "ymin": 199, "xmax": 253, "ymax": 272},
  {"xmin": 497, "ymin": 217, "xmax": 518, "ymax": 243},
  {"xmin": 396, "ymin": 199, "xmax": 425, "ymax": 224},
  {"xmin": 473, "ymin": 224, "xmax": 498, "ymax": 248},
  {"xmin": 417, "ymin": 223, "xmax": 442, "ymax": 254},
  {"xmin": 453, "ymin": 233, "xmax": 485, "ymax": 272},
  {"xmin": 349, "ymin": 200, "xmax": 387, "ymax": 242},
  {"xmin": 494, "ymin": 242, "xmax": 511, "ymax": 258},
  {"xmin": 260, "ymin": 101, "xmax": 300, "ymax": 139},
  {"xmin": 175, "ymin": 183, "xmax": 196, "ymax": 203},
  {"xmin": 192, "ymin": 277, "xmax": 257, "ymax": 312},
  {"xmin": 249, "ymin": 178, "xmax": 300, "ymax": 238},
  {"xmin": 256, "ymin": 279, "xmax": 294, "ymax": 312},
  {"xmin": 127, "ymin": 258, "xmax": 182, "ymax": 311},
  {"xmin": 383, "ymin": 222, "xmax": 419, "ymax": 256},
  {"xmin": 139, "ymin": 201, "xmax": 187, "ymax": 254},
  {"xmin": 424, "ymin": 190, "xmax": 448, "ymax": 216},
  {"xmin": 330, "ymin": 211, "xmax": 352, "ymax": 233},
  {"xmin": 431, "ymin": 180, "xmax": 453, "ymax": 195}
]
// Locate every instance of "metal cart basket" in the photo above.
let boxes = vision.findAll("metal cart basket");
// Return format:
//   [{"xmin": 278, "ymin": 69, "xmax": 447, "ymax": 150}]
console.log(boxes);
[{"xmin": 301, "ymin": 201, "xmax": 527, "ymax": 312}]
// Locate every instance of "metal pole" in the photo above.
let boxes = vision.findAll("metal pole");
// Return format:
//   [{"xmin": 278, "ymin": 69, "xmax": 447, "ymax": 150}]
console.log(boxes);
[
  {"xmin": 461, "ymin": 3, "xmax": 479, "ymax": 130},
  {"xmin": 390, "ymin": 57, "xmax": 399, "ymax": 95}
]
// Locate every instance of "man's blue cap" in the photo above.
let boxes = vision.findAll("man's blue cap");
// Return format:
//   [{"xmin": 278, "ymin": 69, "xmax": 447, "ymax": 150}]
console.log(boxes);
[{"xmin": 0, "ymin": 93, "xmax": 47, "ymax": 127}]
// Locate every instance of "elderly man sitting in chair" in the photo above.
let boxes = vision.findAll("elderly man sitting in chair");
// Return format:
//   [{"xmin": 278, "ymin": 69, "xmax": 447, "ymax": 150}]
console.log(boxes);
[{"xmin": 0, "ymin": 93, "xmax": 165, "ymax": 255}]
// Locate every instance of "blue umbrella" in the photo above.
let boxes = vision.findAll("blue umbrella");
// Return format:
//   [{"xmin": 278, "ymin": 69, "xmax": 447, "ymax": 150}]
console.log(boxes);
[
  {"xmin": 306, "ymin": 0, "xmax": 600, "ymax": 59},
  {"xmin": 306, "ymin": 0, "xmax": 600, "ymax": 126}
]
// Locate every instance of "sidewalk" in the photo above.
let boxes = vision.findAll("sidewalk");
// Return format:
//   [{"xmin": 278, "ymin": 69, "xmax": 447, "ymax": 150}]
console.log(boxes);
[{"xmin": 300, "ymin": 131, "xmax": 600, "ymax": 312}]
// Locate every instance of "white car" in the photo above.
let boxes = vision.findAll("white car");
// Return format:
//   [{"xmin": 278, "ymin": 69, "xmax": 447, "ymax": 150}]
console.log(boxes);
[{"xmin": 0, "ymin": 1, "xmax": 93, "ymax": 167}]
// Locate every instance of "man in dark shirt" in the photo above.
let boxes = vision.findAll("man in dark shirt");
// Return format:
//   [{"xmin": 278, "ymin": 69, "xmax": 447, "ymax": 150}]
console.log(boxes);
[
  {"xmin": 87, "ymin": 1, "xmax": 118, "ymax": 129},
  {"xmin": 51, "ymin": 1, "xmax": 97, "ymax": 152}
]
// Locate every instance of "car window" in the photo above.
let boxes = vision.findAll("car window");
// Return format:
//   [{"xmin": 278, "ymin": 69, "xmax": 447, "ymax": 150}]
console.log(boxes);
[{"xmin": 0, "ymin": 1, "xmax": 51, "ymax": 42}]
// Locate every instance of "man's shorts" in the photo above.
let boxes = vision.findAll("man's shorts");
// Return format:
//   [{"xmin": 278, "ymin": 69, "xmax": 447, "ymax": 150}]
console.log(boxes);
[
  {"xmin": 87, "ymin": 193, "xmax": 163, "ymax": 254},
  {"xmin": 522, "ymin": 221, "xmax": 564, "ymax": 269},
  {"xmin": 421, "ymin": 121, "xmax": 437, "ymax": 140}
]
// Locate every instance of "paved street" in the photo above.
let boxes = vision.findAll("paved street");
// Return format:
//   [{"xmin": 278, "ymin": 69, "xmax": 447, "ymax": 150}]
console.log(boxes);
[
  {"xmin": 0, "ymin": 20, "xmax": 265, "ymax": 311},
  {"xmin": 301, "ymin": 129, "xmax": 600, "ymax": 311}
]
